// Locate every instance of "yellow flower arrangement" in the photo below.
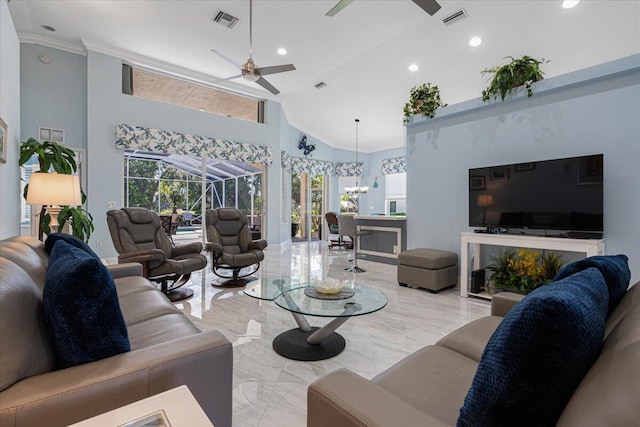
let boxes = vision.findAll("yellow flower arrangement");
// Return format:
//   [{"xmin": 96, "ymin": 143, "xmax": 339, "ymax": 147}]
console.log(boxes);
[{"xmin": 488, "ymin": 248, "xmax": 564, "ymax": 294}]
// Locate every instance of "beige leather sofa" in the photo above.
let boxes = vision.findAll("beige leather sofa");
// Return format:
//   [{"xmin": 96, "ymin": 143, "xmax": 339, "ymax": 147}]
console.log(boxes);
[
  {"xmin": 0, "ymin": 236, "xmax": 232, "ymax": 427},
  {"xmin": 308, "ymin": 283, "xmax": 639, "ymax": 426}
]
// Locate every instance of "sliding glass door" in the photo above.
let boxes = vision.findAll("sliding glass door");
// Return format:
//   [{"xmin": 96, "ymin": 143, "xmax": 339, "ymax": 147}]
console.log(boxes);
[{"xmin": 291, "ymin": 173, "xmax": 326, "ymax": 241}]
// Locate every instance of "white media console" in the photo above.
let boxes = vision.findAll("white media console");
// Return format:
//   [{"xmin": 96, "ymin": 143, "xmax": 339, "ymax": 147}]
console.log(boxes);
[{"xmin": 460, "ymin": 232, "xmax": 605, "ymax": 299}]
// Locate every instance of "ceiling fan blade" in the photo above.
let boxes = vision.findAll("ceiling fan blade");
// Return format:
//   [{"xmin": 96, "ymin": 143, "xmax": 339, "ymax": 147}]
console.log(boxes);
[
  {"xmin": 255, "ymin": 64, "xmax": 296, "ymax": 76},
  {"xmin": 326, "ymin": 0, "xmax": 353, "ymax": 17},
  {"xmin": 210, "ymin": 49, "xmax": 244, "ymax": 70},
  {"xmin": 212, "ymin": 74, "xmax": 242, "ymax": 83},
  {"xmin": 255, "ymin": 77, "xmax": 280, "ymax": 95},
  {"xmin": 412, "ymin": 0, "xmax": 441, "ymax": 16}
]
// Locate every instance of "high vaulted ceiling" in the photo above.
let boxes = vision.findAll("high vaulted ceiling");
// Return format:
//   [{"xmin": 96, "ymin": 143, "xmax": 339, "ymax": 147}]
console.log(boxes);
[{"xmin": 8, "ymin": 1, "xmax": 640, "ymax": 153}]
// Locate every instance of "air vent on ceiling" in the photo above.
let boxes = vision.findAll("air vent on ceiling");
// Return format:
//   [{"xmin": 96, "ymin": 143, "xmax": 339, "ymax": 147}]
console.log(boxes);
[
  {"xmin": 314, "ymin": 82, "xmax": 327, "ymax": 89},
  {"xmin": 213, "ymin": 11, "xmax": 239, "ymax": 29},
  {"xmin": 442, "ymin": 8, "xmax": 468, "ymax": 26}
]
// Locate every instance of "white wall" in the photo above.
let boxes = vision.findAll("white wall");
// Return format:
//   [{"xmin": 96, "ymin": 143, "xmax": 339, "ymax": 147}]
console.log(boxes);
[
  {"xmin": 406, "ymin": 55, "xmax": 640, "ymax": 283},
  {"xmin": 0, "ymin": 1, "xmax": 21, "ymax": 238}
]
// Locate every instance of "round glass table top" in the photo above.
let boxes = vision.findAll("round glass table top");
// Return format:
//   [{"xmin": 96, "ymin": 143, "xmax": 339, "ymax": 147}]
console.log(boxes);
[
  {"xmin": 244, "ymin": 276, "xmax": 304, "ymax": 301},
  {"xmin": 274, "ymin": 283, "xmax": 388, "ymax": 318}
]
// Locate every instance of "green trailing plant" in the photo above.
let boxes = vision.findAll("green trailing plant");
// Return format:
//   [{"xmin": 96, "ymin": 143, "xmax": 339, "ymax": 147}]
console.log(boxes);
[
  {"xmin": 486, "ymin": 247, "xmax": 564, "ymax": 294},
  {"xmin": 403, "ymin": 83, "xmax": 447, "ymax": 123},
  {"xmin": 19, "ymin": 138, "xmax": 94, "ymax": 242},
  {"xmin": 481, "ymin": 55, "xmax": 549, "ymax": 101}
]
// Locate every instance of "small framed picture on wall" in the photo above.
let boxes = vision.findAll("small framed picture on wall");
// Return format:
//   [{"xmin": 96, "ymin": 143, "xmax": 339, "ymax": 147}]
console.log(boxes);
[
  {"xmin": 469, "ymin": 176, "xmax": 486, "ymax": 191},
  {"xmin": 0, "ymin": 117, "xmax": 7, "ymax": 164},
  {"xmin": 490, "ymin": 168, "xmax": 510, "ymax": 181}
]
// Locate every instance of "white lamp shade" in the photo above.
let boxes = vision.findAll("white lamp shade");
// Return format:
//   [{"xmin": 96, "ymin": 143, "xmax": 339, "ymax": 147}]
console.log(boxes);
[{"xmin": 27, "ymin": 173, "xmax": 82, "ymax": 206}]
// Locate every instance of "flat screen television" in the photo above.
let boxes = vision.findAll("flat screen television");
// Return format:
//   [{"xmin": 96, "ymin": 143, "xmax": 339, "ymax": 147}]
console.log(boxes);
[{"xmin": 469, "ymin": 154, "xmax": 603, "ymax": 232}]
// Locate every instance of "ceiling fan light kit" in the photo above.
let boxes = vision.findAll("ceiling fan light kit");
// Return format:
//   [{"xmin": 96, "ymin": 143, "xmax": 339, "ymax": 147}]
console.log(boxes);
[{"xmin": 211, "ymin": 0, "xmax": 295, "ymax": 94}]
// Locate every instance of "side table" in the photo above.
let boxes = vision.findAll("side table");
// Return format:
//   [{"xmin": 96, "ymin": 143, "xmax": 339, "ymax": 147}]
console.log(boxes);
[{"xmin": 69, "ymin": 385, "xmax": 213, "ymax": 427}]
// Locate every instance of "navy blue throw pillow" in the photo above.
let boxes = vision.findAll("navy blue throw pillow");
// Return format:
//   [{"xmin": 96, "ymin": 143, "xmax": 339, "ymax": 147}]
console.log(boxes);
[
  {"xmin": 458, "ymin": 267, "xmax": 608, "ymax": 427},
  {"xmin": 553, "ymin": 254, "xmax": 630, "ymax": 314},
  {"xmin": 44, "ymin": 240, "xmax": 130, "ymax": 369},
  {"xmin": 45, "ymin": 233, "xmax": 99, "ymax": 259}
]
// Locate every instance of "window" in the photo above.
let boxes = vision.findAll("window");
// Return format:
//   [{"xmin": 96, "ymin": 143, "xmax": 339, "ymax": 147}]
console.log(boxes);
[
  {"xmin": 385, "ymin": 173, "xmax": 407, "ymax": 215},
  {"xmin": 337, "ymin": 176, "xmax": 360, "ymax": 214},
  {"xmin": 123, "ymin": 65, "xmax": 264, "ymax": 123},
  {"xmin": 123, "ymin": 152, "xmax": 263, "ymax": 226}
]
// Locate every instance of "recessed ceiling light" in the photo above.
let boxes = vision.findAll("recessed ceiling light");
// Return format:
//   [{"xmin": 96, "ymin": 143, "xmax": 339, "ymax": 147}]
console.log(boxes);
[
  {"xmin": 562, "ymin": 0, "xmax": 580, "ymax": 8},
  {"xmin": 41, "ymin": 25, "xmax": 56, "ymax": 32},
  {"xmin": 277, "ymin": 48, "xmax": 287, "ymax": 55},
  {"xmin": 469, "ymin": 36, "xmax": 482, "ymax": 47},
  {"xmin": 408, "ymin": 64, "xmax": 419, "ymax": 72}
]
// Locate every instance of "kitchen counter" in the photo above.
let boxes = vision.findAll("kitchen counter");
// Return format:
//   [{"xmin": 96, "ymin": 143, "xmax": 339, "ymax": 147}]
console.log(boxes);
[
  {"xmin": 355, "ymin": 216, "xmax": 407, "ymax": 265},
  {"xmin": 356, "ymin": 215, "xmax": 407, "ymax": 221}
]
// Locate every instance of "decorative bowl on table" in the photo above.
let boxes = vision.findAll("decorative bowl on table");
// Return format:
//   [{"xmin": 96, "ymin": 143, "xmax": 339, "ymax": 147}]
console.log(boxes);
[{"xmin": 312, "ymin": 277, "xmax": 345, "ymax": 294}]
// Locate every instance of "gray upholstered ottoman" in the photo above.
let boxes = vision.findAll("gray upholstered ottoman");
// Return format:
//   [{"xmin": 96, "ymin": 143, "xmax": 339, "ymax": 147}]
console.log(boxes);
[{"xmin": 397, "ymin": 248, "xmax": 458, "ymax": 292}]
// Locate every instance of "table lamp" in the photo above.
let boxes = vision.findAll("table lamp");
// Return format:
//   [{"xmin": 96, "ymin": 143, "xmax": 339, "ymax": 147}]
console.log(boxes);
[
  {"xmin": 477, "ymin": 193, "xmax": 494, "ymax": 225},
  {"xmin": 27, "ymin": 172, "xmax": 82, "ymax": 233}
]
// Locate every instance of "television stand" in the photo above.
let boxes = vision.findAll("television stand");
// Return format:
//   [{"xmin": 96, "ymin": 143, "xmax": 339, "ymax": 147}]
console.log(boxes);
[
  {"xmin": 460, "ymin": 232, "xmax": 605, "ymax": 299},
  {"xmin": 564, "ymin": 231, "xmax": 604, "ymax": 240}
]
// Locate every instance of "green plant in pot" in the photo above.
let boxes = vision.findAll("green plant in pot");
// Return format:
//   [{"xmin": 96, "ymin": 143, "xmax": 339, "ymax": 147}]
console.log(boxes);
[
  {"xmin": 403, "ymin": 83, "xmax": 447, "ymax": 123},
  {"xmin": 486, "ymin": 247, "xmax": 563, "ymax": 294},
  {"xmin": 481, "ymin": 55, "xmax": 549, "ymax": 102},
  {"xmin": 19, "ymin": 138, "xmax": 95, "ymax": 242}
]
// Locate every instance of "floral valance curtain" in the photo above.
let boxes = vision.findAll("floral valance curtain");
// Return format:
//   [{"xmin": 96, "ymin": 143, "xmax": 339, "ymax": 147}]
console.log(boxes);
[
  {"xmin": 281, "ymin": 151, "xmax": 336, "ymax": 175},
  {"xmin": 115, "ymin": 124, "xmax": 273, "ymax": 165},
  {"xmin": 335, "ymin": 162, "xmax": 363, "ymax": 177},
  {"xmin": 381, "ymin": 156, "xmax": 407, "ymax": 175}
]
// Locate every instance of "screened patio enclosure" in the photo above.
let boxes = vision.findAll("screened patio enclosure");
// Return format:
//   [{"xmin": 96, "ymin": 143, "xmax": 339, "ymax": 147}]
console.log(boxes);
[{"xmin": 123, "ymin": 150, "xmax": 263, "ymax": 231}]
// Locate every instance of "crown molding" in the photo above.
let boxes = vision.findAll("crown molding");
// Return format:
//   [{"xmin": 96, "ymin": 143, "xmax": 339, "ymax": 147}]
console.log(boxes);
[
  {"xmin": 80, "ymin": 39, "xmax": 271, "ymax": 101},
  {"xmin": 18, "ymin": 32, "xmax": 86, "ymax": 56}
]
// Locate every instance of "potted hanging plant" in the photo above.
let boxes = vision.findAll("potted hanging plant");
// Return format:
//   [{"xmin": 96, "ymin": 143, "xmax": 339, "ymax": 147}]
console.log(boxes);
[
  {"xmin": 481, "ymin": 55, "xmax": 549, "ymax": 102},
  {"xmin": 403, "ymin": 83, "xmax": 447, "ymax": 123},
  {"xmin": 19, "ymin": 137, "xmax": 95, "ymax": 242}
]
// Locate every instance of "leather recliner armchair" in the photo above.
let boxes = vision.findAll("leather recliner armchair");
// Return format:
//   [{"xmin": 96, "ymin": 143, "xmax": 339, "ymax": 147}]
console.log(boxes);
[
  {"xmin": 107, "ymin": 208, "xmax": 207, "ymax": 301},
  {"xmin": 205, "ymin": 208, "xmax": 267, "ymax": 287}
]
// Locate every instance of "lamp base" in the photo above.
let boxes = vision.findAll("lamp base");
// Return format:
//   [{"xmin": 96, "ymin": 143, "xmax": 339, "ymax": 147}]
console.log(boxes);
[{"xmin": 47, "ymin": 205, "xmax": 62, "ymax": 234}]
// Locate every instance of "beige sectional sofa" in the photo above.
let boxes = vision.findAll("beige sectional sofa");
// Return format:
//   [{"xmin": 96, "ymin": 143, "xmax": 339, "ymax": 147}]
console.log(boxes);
[
  {"xmin": 308, "ymin": 283, "xmax": 639, "ymax": 426},
  {"xmin": 0, "ymin": 236, "xmax": 232, "ymax": 427}
]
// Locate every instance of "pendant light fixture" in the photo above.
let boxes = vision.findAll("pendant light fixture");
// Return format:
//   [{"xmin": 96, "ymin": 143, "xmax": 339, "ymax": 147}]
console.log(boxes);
[{"xmin": 344, "ymin": 118, "xmax": 369, "ymax": 196}]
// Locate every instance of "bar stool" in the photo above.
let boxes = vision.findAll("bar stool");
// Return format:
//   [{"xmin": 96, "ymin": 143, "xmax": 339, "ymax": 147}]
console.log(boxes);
[{"xmin": 338, "ymin": 214, "xmax": 371, "ymax": 273}]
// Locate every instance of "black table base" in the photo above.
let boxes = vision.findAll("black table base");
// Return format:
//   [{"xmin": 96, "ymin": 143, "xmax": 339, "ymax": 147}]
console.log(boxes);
[{"xmin": 272, "ymin": 327, "xmax": 345, "ymax": 361}]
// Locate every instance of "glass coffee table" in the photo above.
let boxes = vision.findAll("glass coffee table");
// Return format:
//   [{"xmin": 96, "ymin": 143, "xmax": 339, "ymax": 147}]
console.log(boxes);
[{"xmin": 244, "ymin": 276, "xmax": 388, "ymax": 361}]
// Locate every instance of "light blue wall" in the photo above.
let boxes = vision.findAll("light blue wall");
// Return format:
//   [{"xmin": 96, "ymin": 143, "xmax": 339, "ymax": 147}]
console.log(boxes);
[
  {"xmin": 16, "ymin": 45, "xmax": 366, "ymax": 253},
  {"xmin": 20, "ymin": 44, "xmax": 87, "ymax": 148},
  {"xmin": 283, "ymin": 123, "xmax": 343, "ymax": 217},
  {"xmin": 365, "ymin": 147, "xmax": 406, "ymax": 215},
  {"xmin": 86, "ymin": 51, "xmax": 290, "ymax": 257},
  {"xmin": 406, "ymin": 55, "xmax": 640, "ymax": 283},
  {"xmin": 0, "ymin": 2, "xmax": 21, "ymax": 238}
]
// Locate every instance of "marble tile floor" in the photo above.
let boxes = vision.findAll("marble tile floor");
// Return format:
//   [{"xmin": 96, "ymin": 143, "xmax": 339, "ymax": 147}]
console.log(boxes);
[{"xmin": 173, "ymin": 241, "xmax": 490, "ymax": 427}]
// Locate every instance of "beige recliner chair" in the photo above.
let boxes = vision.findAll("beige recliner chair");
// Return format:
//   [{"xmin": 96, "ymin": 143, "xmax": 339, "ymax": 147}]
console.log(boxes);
[
  {"xmin": 205, "ymin": 208, "xmax": 267, "ymax": 287},
  {"xmin": 107, "ymin": 207, "xmax": 207, "ymax": 301}
]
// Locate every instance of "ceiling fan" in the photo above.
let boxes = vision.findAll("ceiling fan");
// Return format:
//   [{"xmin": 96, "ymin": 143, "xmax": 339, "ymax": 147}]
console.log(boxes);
[
  {"xmin": 326, "ymin": 0, "xmax": 441, "ymax": 17},
  {"xmin": 211, "ymin": 0, "xmax": 295, "ymax": 95}
]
